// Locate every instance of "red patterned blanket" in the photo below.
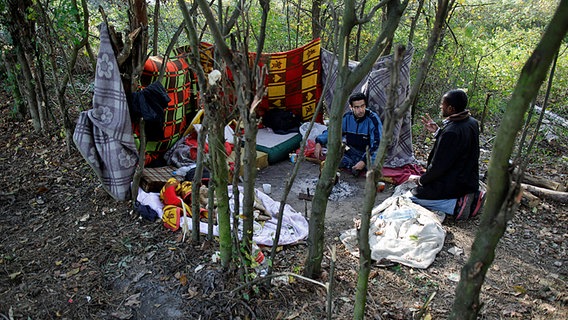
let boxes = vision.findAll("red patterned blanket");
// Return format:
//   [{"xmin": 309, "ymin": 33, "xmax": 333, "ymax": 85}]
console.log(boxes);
[
  {"xmin": 136, "ymin": 55, "xmax": 197, "ymax": 164},
  {"xmin": 137, "ymin": 39, "xmax": 323, "ymax": 165},
  {"xmin": 257, "ymin": 38, "xmax": 322, "ymax": 122}
]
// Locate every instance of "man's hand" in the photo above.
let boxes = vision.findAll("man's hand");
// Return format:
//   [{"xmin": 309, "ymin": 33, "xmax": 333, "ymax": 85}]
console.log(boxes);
[
  {"xmin": 408, "ymin": 174, "xmax": 421, "ymax": 185},
  {"xmin": 352, "ymin": 161, "xmax": 366, "ymax": 171},
  {"xmin": 314, "ymin": 143, "xmax": 322, "ymax": 160},
  {"xmin": 420, "ymin": 114, "xmax": 439, "ymax": 133}
]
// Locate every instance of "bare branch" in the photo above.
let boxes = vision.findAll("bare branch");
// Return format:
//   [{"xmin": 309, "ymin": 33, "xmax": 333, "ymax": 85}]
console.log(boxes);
[{"xmin": 358, "ymin": 0, "xmax": 389, "ymax": 24}]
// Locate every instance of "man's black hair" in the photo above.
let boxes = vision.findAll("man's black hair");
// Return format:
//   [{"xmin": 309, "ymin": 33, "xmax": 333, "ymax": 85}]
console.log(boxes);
[
  {"xmin": 443, "ymin": 89, "xmax": 468, "ymax": 112},
  {"xmin": 349, "ymin": 92, "xmax": 368, "ymax": 106}
]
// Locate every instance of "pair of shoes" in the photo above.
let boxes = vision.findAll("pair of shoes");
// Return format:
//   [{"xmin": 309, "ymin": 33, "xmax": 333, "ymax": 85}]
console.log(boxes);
[
  {"xmin": 454, "ymin": 193, "xmax": 475, "ymax": 221},
  {"xmin": 470, "ymin": 189, "xmax": 486, "ymax": 218}
]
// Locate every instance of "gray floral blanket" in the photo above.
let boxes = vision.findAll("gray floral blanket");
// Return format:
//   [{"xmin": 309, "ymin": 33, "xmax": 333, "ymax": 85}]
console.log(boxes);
[
  {"xmin": 73, "ymin": 23, "xmax": 138, "ymax": 201},
  {"xmin": 321, "ymin": 46, "xmax": 416, "ymax": 168}
]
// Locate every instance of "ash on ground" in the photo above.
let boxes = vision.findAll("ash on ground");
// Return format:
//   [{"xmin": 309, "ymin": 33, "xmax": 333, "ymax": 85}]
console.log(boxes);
[{"xmin": 292, "ymin": 178, "xmax": 358, "ymax": 202}]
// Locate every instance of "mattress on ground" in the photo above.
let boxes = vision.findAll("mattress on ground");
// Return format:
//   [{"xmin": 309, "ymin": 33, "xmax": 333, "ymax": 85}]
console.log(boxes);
[{"xmin": 256, "ymin": 128, "xmax": 302, "ymax": 164}]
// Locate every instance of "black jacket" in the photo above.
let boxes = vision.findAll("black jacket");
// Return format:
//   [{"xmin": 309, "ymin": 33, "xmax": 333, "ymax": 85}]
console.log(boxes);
[{"xmin": 412, "ymin": 112, "xmax": 479, "ymax": 199}]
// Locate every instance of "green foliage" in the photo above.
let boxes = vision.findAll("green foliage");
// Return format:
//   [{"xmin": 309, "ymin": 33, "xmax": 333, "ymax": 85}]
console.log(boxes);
[
  {"xmin": 0, "ymin": 0, "xmax": 564, "ymax": 140},
  {"xmin": 411, "ymin": 0, "xmax": 565, "ymax": 115},
  {"xmin": 50, "ymin": 0, "xmax": 86, "ymax": 45}
]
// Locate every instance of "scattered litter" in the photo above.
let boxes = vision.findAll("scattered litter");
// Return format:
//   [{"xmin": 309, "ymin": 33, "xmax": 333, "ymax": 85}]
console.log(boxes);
[
  {"xmin": 447, "ymin": 273, "xmax": 460, "ymax": 282},
  {"xmin": 272, "ymin": 275, "xmax": 289, "ymax": 286},
  {"xmin": 448, "ymin": 246, "xmax": 463, "ymax": 257},
  {"xmin": 211, "ymin": 251, "xmax": 220, "ymax": 263}
]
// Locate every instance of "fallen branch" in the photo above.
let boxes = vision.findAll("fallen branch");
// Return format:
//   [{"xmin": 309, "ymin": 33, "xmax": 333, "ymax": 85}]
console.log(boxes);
[
  {"xmin": 540, "ymin": 123, "xmax": 559, "ymax": 146},
  {"xmin": 515, "ymin": 170, "xmax": 566, "ymax": 191},
  {"xmin": 521, "ymin": 190, "xmax": 540, "ymax": 207},
  {"xmin": 522, "ymin": 183, "xmax": 568, "ymax": 203},
  {"xmin": 534, "ymin": 105, "xmax": 568, "ymax": 129},
  {"xmin": 230, "ymin": 271, "xmax": 328, "ymax": 295}
]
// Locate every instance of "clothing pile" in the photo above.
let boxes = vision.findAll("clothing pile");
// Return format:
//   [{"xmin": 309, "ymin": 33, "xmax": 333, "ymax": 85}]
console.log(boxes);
[{"xmin": 136, "ymin": 185, "xmax": 309, "ymax": 246}]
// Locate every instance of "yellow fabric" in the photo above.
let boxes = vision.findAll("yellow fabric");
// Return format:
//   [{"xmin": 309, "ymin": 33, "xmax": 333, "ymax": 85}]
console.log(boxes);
[
  {"xmin": 159, "ymin": 177, "xmax": 181, "ymax": 200},
  {"xmin": 162, "ymin": 205, "xmax": 181, "ymax": 231},
  {"xmin": 179, "ymin": 181, "xmax": 192, "ymax": 202}
]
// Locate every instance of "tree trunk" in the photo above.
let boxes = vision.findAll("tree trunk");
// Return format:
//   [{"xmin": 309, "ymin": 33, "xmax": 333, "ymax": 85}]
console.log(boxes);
[
  {"xmin": 32, "ymin": 48, "xmax": 49, "ymax": 130},
  {"xmin": 311, "ymin": 0, "xmax": 322, "ymax": 39},
  {"xmin": 178, "ymin": 0, "xmax": 209, "ymax": 243},
  {"xmin": 35, "ymin": 0, "xmax": 88, "ymax": 153},
  {"xmin": 352, "ymin": 0, "xmax": 452, "ymax": 313},
  {"xmin": 407, "ymin": 0, "xmax": 425, "ymax": 44},
  {"xmin": 235, "ymin": 0, "xmax": 269, "ymax": 272},
  {"xmin": 480, "ymin": 92, "xmax": 491, "ymax": 133},
  {"xmin": 194, "ymin": 0, "xmax": 261, "ymax": 269},
  {"xmin": 353, "ymin": 45, "xmax": 405, "ymax": 319},
  {"xmin": 517, "ymin": 170, "xmax": 564, "ymax": 191},
  {"xmin": 304, "ymin": 0, "xmax": 409, "ymax": 279},
  {"xmin": 152, "ymin": 0, "xmax": 160, "ymax": 56},
  {"xmin": 17, "ymin": 47, "xmax": 41, "ymax": 132},
  {"xmin": 354, "ymin": 0, "xmax": 367, "ymax": 61},
  {"xmin": 210, "ymin": 112, "xmax": 232, "ymax": 268},
  {"xmin": 127, "ymin": 0, "xmax": 149, "ymax": 95},
  {"xmin": 449, "ymin": 1, "xmax": 568, "ymax": 318},
  {"xmin": 6, "ymin": 0, "xmax": 42, "ymax": 131},
  {"xmin": 521, "ymin": 183, "xmax": 568, "ymax": 203},
  {"xmin": 118, "ymin": 0, "xmax": 148, "ymax": 203},
  {"xmin": 1, "ymin": 51, "xmax": 26, "ymax": 119}
]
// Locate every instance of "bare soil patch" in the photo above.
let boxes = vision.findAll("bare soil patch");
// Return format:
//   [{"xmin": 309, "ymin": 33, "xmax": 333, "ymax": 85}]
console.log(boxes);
[{"xmin": 0, "ymin": 103, "xmax": 566, "ymax": 319}]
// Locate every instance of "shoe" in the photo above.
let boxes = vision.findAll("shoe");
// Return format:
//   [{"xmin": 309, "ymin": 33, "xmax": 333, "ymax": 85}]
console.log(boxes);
[
  {"xmin": 351, "ymin": 168, "xmax": 361, "ymax": 177},
  {"xmin": 470, "ymin": 190, "xmax": 486, "ymax": 218},
  {"xmin": 454, "ymin": 193, "xmax": 475, "ymax": 221}
]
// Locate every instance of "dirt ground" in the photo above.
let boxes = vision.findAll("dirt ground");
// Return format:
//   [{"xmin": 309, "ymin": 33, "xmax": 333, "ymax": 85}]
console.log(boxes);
[{"xmin": 0, "ymin": 102, "xmax": 567, "ymax": 319}]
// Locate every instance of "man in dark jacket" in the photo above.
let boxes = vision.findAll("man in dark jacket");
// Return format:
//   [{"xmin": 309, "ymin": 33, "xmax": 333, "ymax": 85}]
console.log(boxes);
[
  {"xmin": 408, "ymin": 89, "xmax": 484, "ymax": 220},
  {"xmin": 314, "ymin": 92, "xmax": 383, "ymax": 176}
]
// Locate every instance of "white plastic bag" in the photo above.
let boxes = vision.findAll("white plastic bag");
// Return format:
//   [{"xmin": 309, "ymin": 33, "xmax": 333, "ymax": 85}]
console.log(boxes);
[{"xmin": 299, "ymin": 122, "xmax": 327, "ymax": 141}]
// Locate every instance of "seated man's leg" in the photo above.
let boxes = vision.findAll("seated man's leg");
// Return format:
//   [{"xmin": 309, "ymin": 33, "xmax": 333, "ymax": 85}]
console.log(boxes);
[
  {"xmin": 340, "ymin": 148, "xmax": 366, "ymax": 174},
  {"xmin": 406, "ymin": 192, "xmax": 457, "ymax": 215}
]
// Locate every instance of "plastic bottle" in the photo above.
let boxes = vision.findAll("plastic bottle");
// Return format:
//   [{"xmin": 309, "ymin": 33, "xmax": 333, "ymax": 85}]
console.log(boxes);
[
  {"xmin": 252, "ymin": 243, "xmax": 268, "ymax": 277},
  {"xmin": 172, "ymin": 166, "xmax": 193, "ymax": 177}
]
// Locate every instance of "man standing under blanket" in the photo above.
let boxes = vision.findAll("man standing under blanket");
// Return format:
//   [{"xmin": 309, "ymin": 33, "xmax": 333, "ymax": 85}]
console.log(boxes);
[
  {"xmin": 314, "ymin": 92, "xmax": 383, "ymax": 176},
  {"xmin": 407, "ymin": 89, "xmax": 485, "ymax": 220}
]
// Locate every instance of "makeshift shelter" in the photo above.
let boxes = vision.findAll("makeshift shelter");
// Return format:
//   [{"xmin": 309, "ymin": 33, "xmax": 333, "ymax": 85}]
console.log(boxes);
[
  {"xmin": 133, "ymin": 38, "xmax": 322, "ymax": 166},
  {"xmin": 75, "ymin": 32, "xmax": 425, "ymax": 240}
]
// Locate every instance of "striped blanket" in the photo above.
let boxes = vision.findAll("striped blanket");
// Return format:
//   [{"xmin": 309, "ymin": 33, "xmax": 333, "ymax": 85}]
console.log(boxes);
[
  {"xmin": 321, "ymin": 45, "xmax": 417, "ymax": 170},
  {"xmin": 73, "ymin": 23, "xmax": 138, "ymax": 201},
  {"xmin": 257, "ymin": 38, "xmax": 322, "ymax": 122}
]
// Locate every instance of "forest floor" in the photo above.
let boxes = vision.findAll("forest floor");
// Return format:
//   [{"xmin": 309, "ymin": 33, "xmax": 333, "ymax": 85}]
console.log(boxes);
[{"xmin": 0, "ymin": 101, "xmax": 567, "ymax": 319}]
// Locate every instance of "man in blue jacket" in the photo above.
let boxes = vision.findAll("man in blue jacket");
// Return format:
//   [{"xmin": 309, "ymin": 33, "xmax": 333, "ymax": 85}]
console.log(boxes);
[
  {"xmin": 314, "ymin": 92, "xmax": 383, "ymax": 176},
  {"xmin": 408, "ymin": 89, "xmax": 484, "ymax": 220}
]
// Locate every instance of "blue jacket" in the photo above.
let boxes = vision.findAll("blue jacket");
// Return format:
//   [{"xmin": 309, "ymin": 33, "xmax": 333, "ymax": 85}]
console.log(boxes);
[{"xmin": 315, "ymin": 109, "xmax": 383, "ymax": 164}]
